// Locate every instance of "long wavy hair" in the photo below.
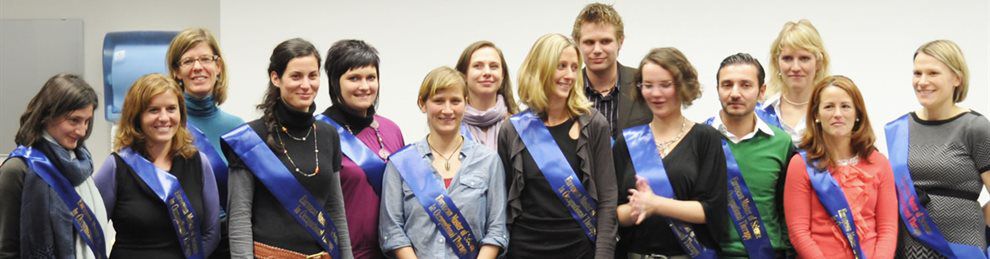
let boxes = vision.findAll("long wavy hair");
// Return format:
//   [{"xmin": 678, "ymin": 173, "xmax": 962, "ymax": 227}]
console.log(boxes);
[
  {"xmin": 799, "ymin": 75, "xmax": 876, "ymax": 170},
  {"xmin": 113, "ymin": 73, "xmax": 197, "ymax": 158},
  {"xmin": 517, "ymin": 33, "xmax": 591, "ymax": 117},
  {"xmin": 257, "ymin": 38, "xmax": 321, "ymax": 146}
]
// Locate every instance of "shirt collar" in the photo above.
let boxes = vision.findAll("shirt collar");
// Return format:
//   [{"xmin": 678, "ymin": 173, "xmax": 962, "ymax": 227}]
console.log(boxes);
[
  {"xmin": 415, "ymin": 135, "xmax": 473, "ymax": 160},
  {"xmin": 710, "ymin": 111, "xmax": 775, "ymax": 144}
]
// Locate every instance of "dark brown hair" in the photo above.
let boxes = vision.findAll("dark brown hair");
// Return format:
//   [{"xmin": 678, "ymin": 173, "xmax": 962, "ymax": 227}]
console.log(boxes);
[{"xmin": 16, "ymin": 73, "xmax": 99, "ymax": 146}]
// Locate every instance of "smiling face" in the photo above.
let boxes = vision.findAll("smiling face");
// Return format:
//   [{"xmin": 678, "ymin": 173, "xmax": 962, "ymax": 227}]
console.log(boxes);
[
  {"xmin": 815, "ymin": 85, "xmax": 857, "ymax": 139},
  {"xmin": 550, "ymin": 47, "xmax": 580, "ymax": 103},
  {"xmin": 913, "ymin": 52, "xmax": 961, "ymax": 110},
  {"xmin": 777, "ymin": 47, "xmax": 818, "ymax": 91},
  {"xmin": 139, "ymin": 91, "xmax": 180, "ymax": 148},
  {"xmin": 175, "ymin": 43, "xmax": 220, "ymax": 98},
  {"xmin": 421, "ymin": 85, "xmax": 466, "ymax": 136},
  {"xmin": 272, "ymin": 55, "xmax": 320, "ymax": 111},
  {"xmin": 718, "ymin": 64, "xmax": 765, "ymax": 118},
  {"xmin": 339, "ymin": 65, "xmax": 379, "ymax": 113},
  {"xmin": 640, "ymin": 62, "xmax": 681, "ymax": 119},
  {"xmin": 466, "ymin": 47, "xmax": 503, "ymax": 99},
  {"xmin": 44, "ymin": 106, "xmax": 95, "ymax": 150},
  {"xmin": 578, "ymin": 22, "xmax": 622, "ymax": 74}
]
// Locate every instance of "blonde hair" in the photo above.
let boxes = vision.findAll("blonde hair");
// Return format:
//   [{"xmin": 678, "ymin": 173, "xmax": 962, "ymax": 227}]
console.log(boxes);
[
  {"xmin": 517, "ymin": 33, "xmax": 591, "ymax": 116},
  {"xmin": 767, "ymin": 19, "xmax": 830, "ymax": 97},
  {"xmin": 571, "ymin": 3, "xmax": 625, "ymax": 42},
  {"xmin": 417, "ymin": 66, "xmax": 468, "ymax": 106},
  {"xmin": 915, "ymin": 39, "xmax": 969, "ymax": 102},
  {"xmin": 114, "ymin": 73, "xmax": 197, "ymax": 159},
  {"xmin": 166, "ymin": 27, "xmax": 229, "ymax": 104}
]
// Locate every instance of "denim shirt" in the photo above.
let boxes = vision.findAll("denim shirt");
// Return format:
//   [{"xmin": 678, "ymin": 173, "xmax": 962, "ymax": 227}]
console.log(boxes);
[{"xmin": 378, "ymin": 138, "xmax": 508, "ymax": 258}]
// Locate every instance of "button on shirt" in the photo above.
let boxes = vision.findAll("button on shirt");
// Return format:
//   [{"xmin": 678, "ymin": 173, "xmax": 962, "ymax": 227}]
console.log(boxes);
[
  {"xmin": 378, "ymin": 138, "xmax": 508, "ymax": 258},
  {"xmin": 584, "ymin": 71, "xmax": 621, "ymax": 135}
]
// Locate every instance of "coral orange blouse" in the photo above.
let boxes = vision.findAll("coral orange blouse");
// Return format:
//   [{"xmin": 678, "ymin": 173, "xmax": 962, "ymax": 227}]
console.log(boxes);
[{"xmin": 783, "ymin": 151, "xmax": 898, "ymax": 259}]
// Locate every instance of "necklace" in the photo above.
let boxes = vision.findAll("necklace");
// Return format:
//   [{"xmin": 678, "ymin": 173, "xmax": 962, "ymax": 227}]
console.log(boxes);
[
  {"xmin": 427, "ymin": 134, "xmax": 463, "ymax": 172},
  {"xmin": 781, "ymin": 93, "xmax": 810, "ymax": 106},
  {"xmin": 651, "ymin": 118, "xmax": 689, "ymax": 156},
  {"xmin": 280, "ymin": 125, "xmax": 312, "ymax": 141},
  {"xmin": 344, "ymin": 119, "xmax": 390, "ymax": 158},
  {"xmin": 276, "ymin": 122, "xmax": 319, "ymax": 177}
]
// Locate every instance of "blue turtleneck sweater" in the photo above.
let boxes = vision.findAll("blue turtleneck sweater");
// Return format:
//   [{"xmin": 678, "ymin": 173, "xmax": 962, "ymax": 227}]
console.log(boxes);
[{"xmin": 185, "ymin": 93, "xmax": 245, "ymax": 163}]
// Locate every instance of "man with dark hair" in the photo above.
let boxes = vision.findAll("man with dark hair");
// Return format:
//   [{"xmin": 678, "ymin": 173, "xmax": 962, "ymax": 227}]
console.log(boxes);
[
  {"xmin": 708, "ymin": 53, "xmax": 795, "ymax": 258},
  {"xmin": 571, "ymin": 3, "xmax": 650, "ymax": 136}
]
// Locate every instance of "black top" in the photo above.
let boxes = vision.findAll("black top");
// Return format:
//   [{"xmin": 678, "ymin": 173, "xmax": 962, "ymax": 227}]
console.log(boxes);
[
  {"xmin": 222, "ymin": 101, "xmax": 343, "ymax": 254},
  {"xmin": 322, "ymin": 105, "xmax": 375, "ymax": 134},
  {"xmin": 108, "ymin": 153, "xmax": 205, "ymax": 259},
  {"xmin": 507, "ymin": 118, "xmax": 594, "ymax": 259},
  {"xmin": 613, "ymin": 123, "xmax": 728, "ymax": 256}
]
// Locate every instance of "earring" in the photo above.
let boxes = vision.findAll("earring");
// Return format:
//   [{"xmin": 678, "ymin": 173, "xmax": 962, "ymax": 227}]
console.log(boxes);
[{"xmin": 814, "ymin": 119, "xmax": 820, "ymax": 123}]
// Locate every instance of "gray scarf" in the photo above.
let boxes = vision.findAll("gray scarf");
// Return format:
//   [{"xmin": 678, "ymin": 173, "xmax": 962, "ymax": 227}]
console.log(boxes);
[{"xmin": 462, "ymin": 95, "xmax": 508, "ymax": 150}]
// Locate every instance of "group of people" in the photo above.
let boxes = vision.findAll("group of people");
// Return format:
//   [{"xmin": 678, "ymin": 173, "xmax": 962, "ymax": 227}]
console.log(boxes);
[{"xmin": 1, "ymin": 3, "xmax": 988, "ymax": 259}]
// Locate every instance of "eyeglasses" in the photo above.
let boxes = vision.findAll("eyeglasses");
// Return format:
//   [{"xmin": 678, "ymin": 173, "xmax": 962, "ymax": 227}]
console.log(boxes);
[
  {"xmin": 178, "ymin": 55, "xmax": 220, "ymax": 68},
  {"xmin": 636, "ymin": 81, "xmax": 675, "ymax": 90}
]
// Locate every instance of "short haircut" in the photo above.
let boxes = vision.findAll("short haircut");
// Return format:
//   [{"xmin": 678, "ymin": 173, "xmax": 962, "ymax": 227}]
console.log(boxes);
[
  {"xmin": 114, "ymin": 73, "xmax": 197, "ymax": 159},
  {"xmin": 455, "ymin": 40, "xmax": 519, "ymax": 114},
  {"xmin": 799, "ymin": 75, "xmax": 876, "ymax": 170},
  {"xmin": 914, "ymin": 39, "xmax": 969, "ymax": 102},
  {"xmin": 166, "ymin": 28, "xmax": 229, "ymax": 104},
  {"xmin": 517, "ymin": 33, "xmax": 592, "ymax": 116},
  {"xmin": 571, "ymin": 3, "xmax": 625, "ymax": 42},
  {"xmin": 417, "ymin": 66, "xmax": 467, "ymax": 106},
  {"xmin": 634, "ymin": 47, "xmax": 702, "ymax": 108},
  {"xmin": 15, "ymin": 73, "xmax": 99, "ymax": 146},
  {"xmin": 767, "ymin": 19, "xmax": 830, "ymax": 98},
  {"xmin": 324, "ymin": 39, "xmax": 381, "ymax": 110},
  {"xmin": 717, "ymin": 53, "xmax": 766, "ymax": 86}
]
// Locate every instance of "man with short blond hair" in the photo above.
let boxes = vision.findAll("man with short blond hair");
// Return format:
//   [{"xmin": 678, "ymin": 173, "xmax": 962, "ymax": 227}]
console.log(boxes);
[{"xmin": 572, "ymin": 3, "xmax": 650, "ymax": 136}]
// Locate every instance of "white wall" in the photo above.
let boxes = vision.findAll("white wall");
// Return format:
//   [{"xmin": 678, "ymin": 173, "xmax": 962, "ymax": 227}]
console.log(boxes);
[
  {"xmin": 1, "ymin": 0, "xmax": 220, "ymax": 165},
  {"xmin": 219, "ymin": 0, "xmax": 989, "ymax": 154}
]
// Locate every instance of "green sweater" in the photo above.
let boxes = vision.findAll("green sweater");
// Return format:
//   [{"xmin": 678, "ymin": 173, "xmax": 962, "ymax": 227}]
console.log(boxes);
[{"xmin": 719, "ymin": 125, "xmax": 794, "ymax": 258}]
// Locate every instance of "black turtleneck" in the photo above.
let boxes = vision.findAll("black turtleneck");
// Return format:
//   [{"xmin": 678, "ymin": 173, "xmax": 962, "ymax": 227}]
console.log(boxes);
[
  {"xmin": 322, "ymin": 105, "xmax": 375, "ymax": 134},
  {"xmin": 221, "ymin": 99, "xmax": 343, "ymax": 254}
]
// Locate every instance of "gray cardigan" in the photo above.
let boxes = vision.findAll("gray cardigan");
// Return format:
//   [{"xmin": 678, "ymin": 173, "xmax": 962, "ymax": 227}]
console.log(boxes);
[
  {"xmin": 224, "ymin": 123, "xmax": 353, "ymax": 259},
  {"xmin": 496, "ymin": 109, "xmax": 618, "ymax": 259}
]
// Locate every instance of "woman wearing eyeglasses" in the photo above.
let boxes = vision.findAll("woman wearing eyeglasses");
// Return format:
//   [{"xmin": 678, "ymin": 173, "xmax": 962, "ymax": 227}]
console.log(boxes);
[
  {"xmin": 612, "ymin": 47, "xmax": 727, "ymax": 259},
  {"xmin": 165, "ymin": 28, "xmax": 243, "ymax": 258}
]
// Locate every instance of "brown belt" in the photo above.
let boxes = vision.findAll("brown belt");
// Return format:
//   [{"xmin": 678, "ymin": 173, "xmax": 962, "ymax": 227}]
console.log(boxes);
[{"xmin": 253, "ymin": 242, "xmax": 331, "ymax": 259}]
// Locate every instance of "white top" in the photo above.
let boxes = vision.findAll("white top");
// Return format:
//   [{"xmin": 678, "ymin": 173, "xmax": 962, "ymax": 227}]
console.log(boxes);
[
  {"xmin": 762, "ymin": 94, "xmax": 805, "ymax": 145},
  {"xmin": 709, "ymin": 112, "xmax": 776, "ymax": 144}
]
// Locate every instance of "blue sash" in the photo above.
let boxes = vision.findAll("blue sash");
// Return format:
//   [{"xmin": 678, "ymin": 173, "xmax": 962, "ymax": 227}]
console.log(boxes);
[
  {"xmin": 221, "ymin": 125, "xmax": 341, "ymax": 258},
  {"xmin": 622, "ymin": 125, "xmax": 718, "ymax": 259},
  {"xmin": 116, "ymin": 148, "xmax": 205, "ymax": 259},
  {"xmin": 885, "ymin": 114, "xmax": 985, "ymax": 259},
  {"xmin": 187, "ymin": 124, "xmax": 228, "ymax": 208},
  {"xmin": 756, "ymin": 102, "xmax": 782, "ymax": 129},
  {"xmin": 8, "ymin": 146, "xmax": 108, "ymax": 259},
  {"xmin": 459, "ymin": 124, "xmax": 474, "ymax": 141},
  {"xmin": 315, "ymin": 114, "xmax": 387, "ymax": 196},
  {"xmin": 509, "ymin": 110, "xmax": 598, "ymax": 242},
  {"xmin": 390, "ymin": 145, "xmax": 479, "ymax": 259},
  {"xmin": 798, "ymin": 151, "xmax": 865, "ymax": 259},
  {"xmin": 704, "ymin": 117, "xmax": 774, "ymax": 258}
]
